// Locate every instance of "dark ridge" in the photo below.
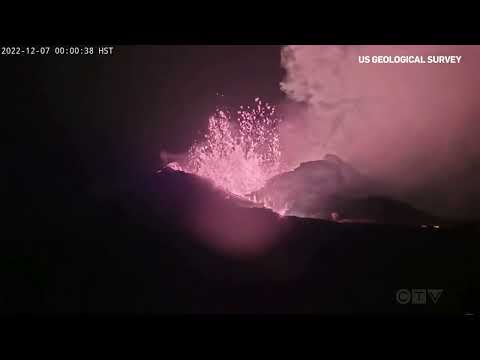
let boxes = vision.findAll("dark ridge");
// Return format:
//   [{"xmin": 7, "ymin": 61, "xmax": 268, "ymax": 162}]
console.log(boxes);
[{"xmin": 4, "ymin": 165, "xmax": 479, "ymax": 315}]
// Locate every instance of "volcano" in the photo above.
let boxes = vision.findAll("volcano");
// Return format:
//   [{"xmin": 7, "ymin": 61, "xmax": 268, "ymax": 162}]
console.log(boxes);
[{"xmin": 166, "ymin": 153, "xmax": 439, "ymax": 225}]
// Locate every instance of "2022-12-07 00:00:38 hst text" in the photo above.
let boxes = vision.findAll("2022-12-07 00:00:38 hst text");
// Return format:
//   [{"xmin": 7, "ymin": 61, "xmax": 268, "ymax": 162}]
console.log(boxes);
[{"xmin": 1, "ymin": 46, "xmax": 115, "ymax": 55}]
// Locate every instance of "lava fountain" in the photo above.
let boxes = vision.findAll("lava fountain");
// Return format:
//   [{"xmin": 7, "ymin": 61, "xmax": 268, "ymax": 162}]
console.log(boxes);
[{"xmin": 176, "ymin": 98, "xmax": 284, "ymax": 201}]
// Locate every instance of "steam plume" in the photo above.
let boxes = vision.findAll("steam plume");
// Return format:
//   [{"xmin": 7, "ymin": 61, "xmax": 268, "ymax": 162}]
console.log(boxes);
[{"xmin": 279, "ymin": 45, "xmax": 480, "ymax": 219}]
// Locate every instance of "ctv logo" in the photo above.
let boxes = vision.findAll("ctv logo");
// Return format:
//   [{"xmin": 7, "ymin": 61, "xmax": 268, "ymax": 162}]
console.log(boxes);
[{"xmin": 396, "ymin": 289, "xmax": 443, "ymax": 305}]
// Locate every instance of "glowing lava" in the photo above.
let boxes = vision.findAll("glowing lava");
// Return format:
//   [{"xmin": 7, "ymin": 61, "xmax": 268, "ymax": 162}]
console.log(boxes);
[{"xmin": 182, "ymin": 98, "xmax": 283, "ymax": 198}]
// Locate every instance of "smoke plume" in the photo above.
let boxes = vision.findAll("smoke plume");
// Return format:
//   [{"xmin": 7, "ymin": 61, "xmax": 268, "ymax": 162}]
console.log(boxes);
[{"xmin": 279, "ymin": 45, "xmax": 480, "ymax": 219}]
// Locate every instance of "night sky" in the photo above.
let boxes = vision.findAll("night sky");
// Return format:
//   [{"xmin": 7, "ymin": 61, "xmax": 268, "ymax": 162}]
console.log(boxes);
[{"xmin": 7, "ymin": 45, "xmax": 285, "ymax": 199}]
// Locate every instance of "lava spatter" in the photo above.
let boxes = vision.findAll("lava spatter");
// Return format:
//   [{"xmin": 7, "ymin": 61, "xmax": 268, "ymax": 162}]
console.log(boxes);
[{"xmin": 183, "ymin": 98, "xmax": 283, "ymax": 197}]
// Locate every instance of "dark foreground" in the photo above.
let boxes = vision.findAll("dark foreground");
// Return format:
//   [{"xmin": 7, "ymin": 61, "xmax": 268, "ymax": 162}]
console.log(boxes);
[{"xmin": 4, "ymin": 169, "xmax": 480, "ymax": 316}]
